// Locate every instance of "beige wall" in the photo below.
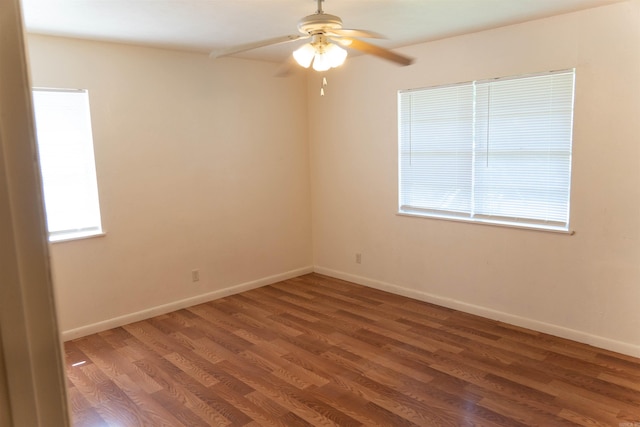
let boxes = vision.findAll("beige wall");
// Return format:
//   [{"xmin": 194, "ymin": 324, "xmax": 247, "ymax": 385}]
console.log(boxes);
[
  {"xmin": 27, "ymin": 35, "xmax": 313, "ymax": 337},
  {"xmin": 310, "ymin": 1, "xmax": 640, "ymax": 356},
  {"xmin": 26, "ymin": 1, "xmax": 640, "ymax": 357}
]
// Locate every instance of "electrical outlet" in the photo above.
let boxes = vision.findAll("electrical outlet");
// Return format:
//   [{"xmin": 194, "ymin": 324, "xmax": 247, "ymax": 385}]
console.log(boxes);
[
  {"xmin": 355, "ymin": 253, "xmax": 362, "ymax": 264},
  {"xmin": 191, "ymin": 269, "xmax": 200, "ymax": 282}
]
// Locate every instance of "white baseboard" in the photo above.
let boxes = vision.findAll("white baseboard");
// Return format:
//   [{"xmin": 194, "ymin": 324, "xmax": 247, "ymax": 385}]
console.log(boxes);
[
  {"xmin": 314, "ymin": 266, "xmax": 640, "ymax": 358},
  {"xmin": 61, "ymin": 266, "xmax": 314, "ymax": 341},
  {"xmin": 62, "ymin": 264, "xmax": 640, "ymax": 358}
]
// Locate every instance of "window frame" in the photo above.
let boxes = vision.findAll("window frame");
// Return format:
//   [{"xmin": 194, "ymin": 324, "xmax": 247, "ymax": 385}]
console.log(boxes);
[
  {"xmin": 398, "ymin": 69, "xmax": 576, "ymax": 234},
  {"xmin": 31, "ymin": 87, "xmax": 105, "ymax": 242}
]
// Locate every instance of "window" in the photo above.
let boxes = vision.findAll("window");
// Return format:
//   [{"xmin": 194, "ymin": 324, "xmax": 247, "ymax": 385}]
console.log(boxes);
[
  {"xmin": 398, "ymin": 70, "xmax": 575, "ymax": 232},
  {"xmin": 32, "ymin": 88, "xmax": 103, "ymax": 241}
]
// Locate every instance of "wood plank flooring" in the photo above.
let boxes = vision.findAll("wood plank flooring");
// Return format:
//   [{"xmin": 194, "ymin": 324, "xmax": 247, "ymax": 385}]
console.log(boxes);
[{"xmin": 64, "ymin": 273, "xmax": 640, "ymax": 426}]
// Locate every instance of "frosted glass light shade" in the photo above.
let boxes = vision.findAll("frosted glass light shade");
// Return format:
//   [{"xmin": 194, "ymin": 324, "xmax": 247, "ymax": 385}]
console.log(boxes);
[
  {"xmin": 312, "ymin": 52, "xmax": 331, "ymax": 71},
  {"xmin": 294, "ymin": 42, "xmax": 348, "ymax": 71},
  {"xmin": 325, "ymin": 43, "xmax": 347, "ymax": 68},
  {"xmin": 293, "ymin": 43, "xmax": 315, "ymax": 68}
]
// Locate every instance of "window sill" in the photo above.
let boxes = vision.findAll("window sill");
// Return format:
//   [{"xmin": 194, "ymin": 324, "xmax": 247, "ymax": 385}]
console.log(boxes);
[
  {"xmin": 397, "ymin": 211, "xmax": 575, "ymax": 235},
  {"xmin": 49, "ymin": 231, "xmax": 106, "ymax": 244}
]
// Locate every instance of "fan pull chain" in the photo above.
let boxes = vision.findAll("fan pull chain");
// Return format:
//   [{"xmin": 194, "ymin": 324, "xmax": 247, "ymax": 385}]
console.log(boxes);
[{"xmin": 320, "ymin": 76, "xmax": 328, "ymax": 96}]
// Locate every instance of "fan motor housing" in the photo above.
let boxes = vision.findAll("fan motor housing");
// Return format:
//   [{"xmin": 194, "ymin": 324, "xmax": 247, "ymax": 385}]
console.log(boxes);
[{"xmin": 298, "ymin": 13, "xmax": 343, "ymax": 34}]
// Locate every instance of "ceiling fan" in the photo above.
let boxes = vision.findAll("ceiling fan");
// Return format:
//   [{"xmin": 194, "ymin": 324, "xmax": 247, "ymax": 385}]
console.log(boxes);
[{"xmin": 209, "ymin": 0, "xmax": 414, "ymax": 72}]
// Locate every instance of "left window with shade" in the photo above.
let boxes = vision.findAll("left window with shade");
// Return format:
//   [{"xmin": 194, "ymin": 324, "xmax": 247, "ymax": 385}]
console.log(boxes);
[{"xmin": 32, "ymin": 88, "xmax": 103, "ymax": 242}]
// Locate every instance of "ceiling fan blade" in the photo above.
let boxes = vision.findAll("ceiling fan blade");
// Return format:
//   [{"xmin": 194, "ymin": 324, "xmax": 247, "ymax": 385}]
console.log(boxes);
[
  {"xmin": 344, "ymin": 38, "xmax": 414, "ymax": 66},
  {"xmin": 210, "ymin": 34, "xmax": 309, "ymax": 58},
  {"xmin": 327, "ymin": 28, "xmax": 385, "ymax": 39}
]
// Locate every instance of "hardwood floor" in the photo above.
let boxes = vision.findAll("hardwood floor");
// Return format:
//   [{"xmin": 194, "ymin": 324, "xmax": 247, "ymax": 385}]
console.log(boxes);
[{"xmin": 64, "ymin": 273, "xmax": 640, "ymax": 426}]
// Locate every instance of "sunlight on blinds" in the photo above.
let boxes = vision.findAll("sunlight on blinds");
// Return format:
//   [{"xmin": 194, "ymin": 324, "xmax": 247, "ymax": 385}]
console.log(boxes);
[
  {"xmin": 399, "ymin": 70, "xmax": 575, "ymax": 231},
  {"xmin": 32, "ymin": 89, "xmax": 102, "ymax": 241}
]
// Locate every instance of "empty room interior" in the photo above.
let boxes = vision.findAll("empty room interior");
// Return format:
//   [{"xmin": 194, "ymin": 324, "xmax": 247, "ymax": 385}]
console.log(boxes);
[{"xmin": 4, "ymin": 0, "xmax": 640, "ymax": 425}]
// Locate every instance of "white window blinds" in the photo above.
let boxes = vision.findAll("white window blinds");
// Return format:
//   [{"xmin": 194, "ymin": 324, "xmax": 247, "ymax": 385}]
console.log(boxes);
[
  {"xmin": 399, "ymin": 70, "xmax": 575, "ymax": 231},
  {"xmin": 32, "ymin": 88, "xmax": 103, "ymax": 241}
]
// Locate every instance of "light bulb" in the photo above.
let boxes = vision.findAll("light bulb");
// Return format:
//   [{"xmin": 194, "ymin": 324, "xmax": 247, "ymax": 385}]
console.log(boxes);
[{"xmin": 293, "ymin": 43, "xmax": 315, "ymax": 68}]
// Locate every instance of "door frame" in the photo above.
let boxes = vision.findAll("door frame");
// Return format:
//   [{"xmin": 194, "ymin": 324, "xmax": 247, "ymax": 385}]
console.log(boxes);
[{"xmin": 0, "ymin": 0, "xmax": 70, "ymax": 425}]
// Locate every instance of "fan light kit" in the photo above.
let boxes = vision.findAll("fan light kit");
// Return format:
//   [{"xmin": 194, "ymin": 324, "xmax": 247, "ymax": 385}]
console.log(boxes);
[
  {"xmin": 293, "ymin": 35, "xmax": 347, "ymax": 71},
  {"xmin": 210, "ymin": 0, "xmax": 413, "ymax": 72}
]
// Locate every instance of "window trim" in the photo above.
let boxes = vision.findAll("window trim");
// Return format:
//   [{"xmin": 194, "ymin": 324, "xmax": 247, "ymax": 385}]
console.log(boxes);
[
  {"xmin": 396, "ymin": 211, "xmax": 575, "ymax": 235},
  {"xmin": 49, "ymin": 230, "xmax": 106, "ymax": 244}
]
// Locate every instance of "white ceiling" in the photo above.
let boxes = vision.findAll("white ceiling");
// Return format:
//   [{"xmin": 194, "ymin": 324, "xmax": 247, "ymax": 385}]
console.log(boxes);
[{"xmin": 21, "ymin": 0, "xmax": 620, "ymax": 62}]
